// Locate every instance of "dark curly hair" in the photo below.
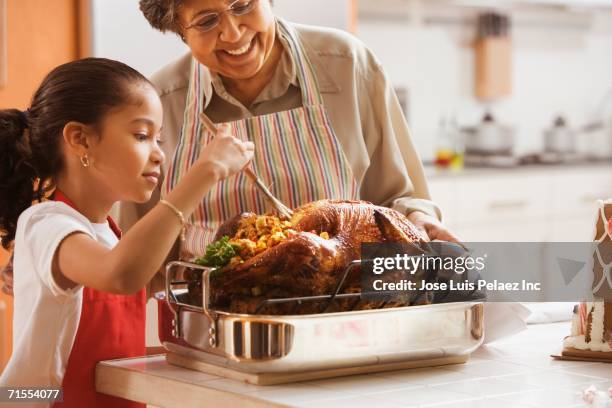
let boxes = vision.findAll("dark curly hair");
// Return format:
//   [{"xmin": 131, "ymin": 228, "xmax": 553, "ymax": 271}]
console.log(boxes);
[{"xmin": 0, "ymin": 58, "xmax": 152, "ymax": 249}]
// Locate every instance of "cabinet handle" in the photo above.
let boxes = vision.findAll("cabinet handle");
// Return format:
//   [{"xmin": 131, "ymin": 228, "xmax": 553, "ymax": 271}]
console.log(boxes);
[{"xmin": 488, "ymin": 200, "xmax": 528, "ymax": 211}]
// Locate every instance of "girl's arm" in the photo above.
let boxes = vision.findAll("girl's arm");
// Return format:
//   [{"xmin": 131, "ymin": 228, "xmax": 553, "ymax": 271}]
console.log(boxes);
[{"xmin": 54, "ymin": 134, "xmax": 253, "ymax": 294}]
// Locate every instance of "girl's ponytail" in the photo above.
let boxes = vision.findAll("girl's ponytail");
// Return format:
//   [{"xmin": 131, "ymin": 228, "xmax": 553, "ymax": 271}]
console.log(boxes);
[{"xmin": 0, "ymin": 109, "xmax": 39, "ymax": 249}]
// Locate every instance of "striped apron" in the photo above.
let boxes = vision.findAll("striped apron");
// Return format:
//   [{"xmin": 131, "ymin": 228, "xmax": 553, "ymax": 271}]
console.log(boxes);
[{"xmin": 163, "ymin": 20, "xmax": 358, "ymax": 259}]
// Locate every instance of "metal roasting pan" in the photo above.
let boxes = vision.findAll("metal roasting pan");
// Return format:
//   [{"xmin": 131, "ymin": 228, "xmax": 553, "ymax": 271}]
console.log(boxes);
[{"xmin": 156, "ymin": 261, "xmax": 485, "ymax": 374}]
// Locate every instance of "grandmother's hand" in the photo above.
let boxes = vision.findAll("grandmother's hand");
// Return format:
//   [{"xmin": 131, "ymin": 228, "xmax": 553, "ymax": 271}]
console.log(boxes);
[
  {"xmin": 407, "ymin": 211, "xmax": 460, "ymax": 243},
  {"xmin": 1, "ymin": 255, "xmax": 14, "ymax": 296}
]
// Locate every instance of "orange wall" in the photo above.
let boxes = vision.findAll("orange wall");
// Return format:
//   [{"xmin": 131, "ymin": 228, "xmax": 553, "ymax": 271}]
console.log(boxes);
[
  {"xmin": 0, "ymin": 0, "xmax": 79, "ymax": 108},
  {"xmin": 0, "ymin": 250, "xmax": 11, "ymax": 370},
  {"xmin": 0, "ymin": 0, "xmax": 88, "ymax": 372}
]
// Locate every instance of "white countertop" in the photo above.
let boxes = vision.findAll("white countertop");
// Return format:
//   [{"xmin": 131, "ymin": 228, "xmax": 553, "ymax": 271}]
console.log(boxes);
[
  {"xmin": 97, "ymin": 322, "xmax": 611, "ymax": 408},
  {"xmin": 424, "ymin": 161, "xmax": 612, "ymax": 179}
]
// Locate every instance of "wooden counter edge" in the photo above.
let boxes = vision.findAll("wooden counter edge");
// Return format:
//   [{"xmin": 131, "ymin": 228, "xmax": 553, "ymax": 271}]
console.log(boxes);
[{"xmin": 95, "ymin": 360, "xmax": 288, "ymax": 408}]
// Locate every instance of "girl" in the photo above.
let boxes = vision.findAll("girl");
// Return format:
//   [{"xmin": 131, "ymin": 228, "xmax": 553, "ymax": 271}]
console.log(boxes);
[{"xmin": 0, "ymin": 57, "xmax": 253, "ymax": 407}]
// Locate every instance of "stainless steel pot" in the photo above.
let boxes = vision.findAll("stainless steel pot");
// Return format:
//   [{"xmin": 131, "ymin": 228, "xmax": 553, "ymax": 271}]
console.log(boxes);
[
  {"xmin": 462, "ymin": 112, "xmax": 515, "ymax": 155},
  {"xmin": 544, "ymin": 116, "xmax": 576, "ymax": 154}
]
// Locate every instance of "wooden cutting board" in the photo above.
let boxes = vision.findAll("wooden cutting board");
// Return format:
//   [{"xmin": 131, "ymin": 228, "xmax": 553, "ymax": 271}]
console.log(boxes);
[{"xmin": 166, "ymin": 352, "xmax": 470, "ymax": 385}]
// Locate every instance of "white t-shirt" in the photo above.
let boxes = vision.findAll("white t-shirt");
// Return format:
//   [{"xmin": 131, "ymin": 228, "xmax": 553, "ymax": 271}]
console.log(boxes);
[{"xmin": 0, "ymin": 202, "xmax": 119, "ymax": 395}]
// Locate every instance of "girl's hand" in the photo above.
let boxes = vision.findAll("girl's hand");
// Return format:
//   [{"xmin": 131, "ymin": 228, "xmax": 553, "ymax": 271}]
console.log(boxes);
[
  {"xmin": 198, "ymin": 125, "xmax": 254, "ymax": 180},
  {"xmin": 407, "ymin": 211, "xmax": 461, "ymax": 243}
]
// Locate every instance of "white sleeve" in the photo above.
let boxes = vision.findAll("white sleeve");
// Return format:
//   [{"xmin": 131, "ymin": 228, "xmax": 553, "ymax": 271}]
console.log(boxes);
[{"xmin": 20, "ymin": 204, "xmax": 95, "ymax": 297}]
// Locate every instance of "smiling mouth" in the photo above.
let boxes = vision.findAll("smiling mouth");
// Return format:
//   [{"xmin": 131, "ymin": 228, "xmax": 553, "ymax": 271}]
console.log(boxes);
[{"xmin": 222, "ymin": 37, "xmax": 256, "ymax": 57}]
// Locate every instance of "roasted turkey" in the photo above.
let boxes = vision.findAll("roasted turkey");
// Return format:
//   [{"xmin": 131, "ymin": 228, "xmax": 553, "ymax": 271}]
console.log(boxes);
[{"xmin": 187, "ymin": 199, "xmax": 432, "ymax": 314}]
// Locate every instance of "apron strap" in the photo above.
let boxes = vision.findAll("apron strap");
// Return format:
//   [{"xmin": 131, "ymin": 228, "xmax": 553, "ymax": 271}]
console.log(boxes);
[
  {"xmin": 52, "ymin": 189, "xmax": 122, "ymax": 239},
  {"xmin": 276, "ymin": 19, "xmax": 325, "ymax": 108}
]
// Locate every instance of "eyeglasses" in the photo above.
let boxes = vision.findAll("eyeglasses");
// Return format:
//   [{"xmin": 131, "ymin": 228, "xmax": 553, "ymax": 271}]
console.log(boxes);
[{"xmin": 183, "ymin": 0, "xmax": 260, "ymax": 34}]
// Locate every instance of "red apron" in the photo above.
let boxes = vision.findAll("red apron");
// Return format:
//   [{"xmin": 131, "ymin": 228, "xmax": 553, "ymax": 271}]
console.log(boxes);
[{"xmin": 52, "ymin": 190, "xmax": 146, "ymax": 408}]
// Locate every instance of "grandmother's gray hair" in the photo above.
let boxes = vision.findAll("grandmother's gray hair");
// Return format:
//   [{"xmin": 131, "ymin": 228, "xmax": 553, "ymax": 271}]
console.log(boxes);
[
  {"xmin": 139, "ymin": 0, "xmax": 183, "ymax": 34},
  {"xmin": 139, "ymin": 0, "xmax": 273, "ymax": 36}
]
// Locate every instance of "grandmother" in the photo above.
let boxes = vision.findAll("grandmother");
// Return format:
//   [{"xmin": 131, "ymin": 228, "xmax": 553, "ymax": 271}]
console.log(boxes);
[{"xmin": 127, "ymin": 0, "xmax": 459, "ymax": 261}]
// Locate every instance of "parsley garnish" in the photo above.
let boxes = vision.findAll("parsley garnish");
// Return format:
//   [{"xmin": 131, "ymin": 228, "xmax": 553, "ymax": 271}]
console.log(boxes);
[{"xmin": 195, "ymin": 236, "xmax": 241, "ymax": 270}]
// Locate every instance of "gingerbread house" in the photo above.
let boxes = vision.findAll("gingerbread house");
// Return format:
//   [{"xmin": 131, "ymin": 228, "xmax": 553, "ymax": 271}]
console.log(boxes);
[{"xmin": 562, "ymin": 199, "xmax": 611, "ymax": 360}]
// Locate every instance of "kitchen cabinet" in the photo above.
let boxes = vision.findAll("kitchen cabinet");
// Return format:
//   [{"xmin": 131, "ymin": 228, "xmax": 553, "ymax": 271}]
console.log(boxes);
[
  {"xmin": 428, "ymin": 164, "xmax": 612, "ymax": 242},
  {"xmin": 429, "ymin": 165, "xmax": 610, "ymax": 303},
  {"xmin": 550, "ymin": 169, "xmax": 611, "ymax": 218}
]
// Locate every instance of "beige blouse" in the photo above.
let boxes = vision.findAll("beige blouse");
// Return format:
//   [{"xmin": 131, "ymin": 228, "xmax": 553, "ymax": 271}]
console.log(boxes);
[{"xmin": 119, "ymin": 21, "xmax": 440, "ymax": 234}]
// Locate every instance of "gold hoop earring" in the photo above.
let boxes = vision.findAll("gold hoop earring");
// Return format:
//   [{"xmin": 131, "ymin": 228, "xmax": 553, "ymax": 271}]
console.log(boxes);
[{"xmin": 80, "ymin": 154, "xmax": 90, "ymax": 168}]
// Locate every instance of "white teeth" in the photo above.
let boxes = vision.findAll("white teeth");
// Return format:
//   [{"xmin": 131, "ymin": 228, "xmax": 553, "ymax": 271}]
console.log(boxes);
[{"xmin": 225, "ymin": 40, "xmax": 252, "ymax": 56}]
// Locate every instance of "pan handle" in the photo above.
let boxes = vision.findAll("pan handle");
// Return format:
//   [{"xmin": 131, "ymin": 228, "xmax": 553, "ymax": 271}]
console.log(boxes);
[{"xmin": 165, "ymin": 261, "xmax": 219, "ymax": 347}]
